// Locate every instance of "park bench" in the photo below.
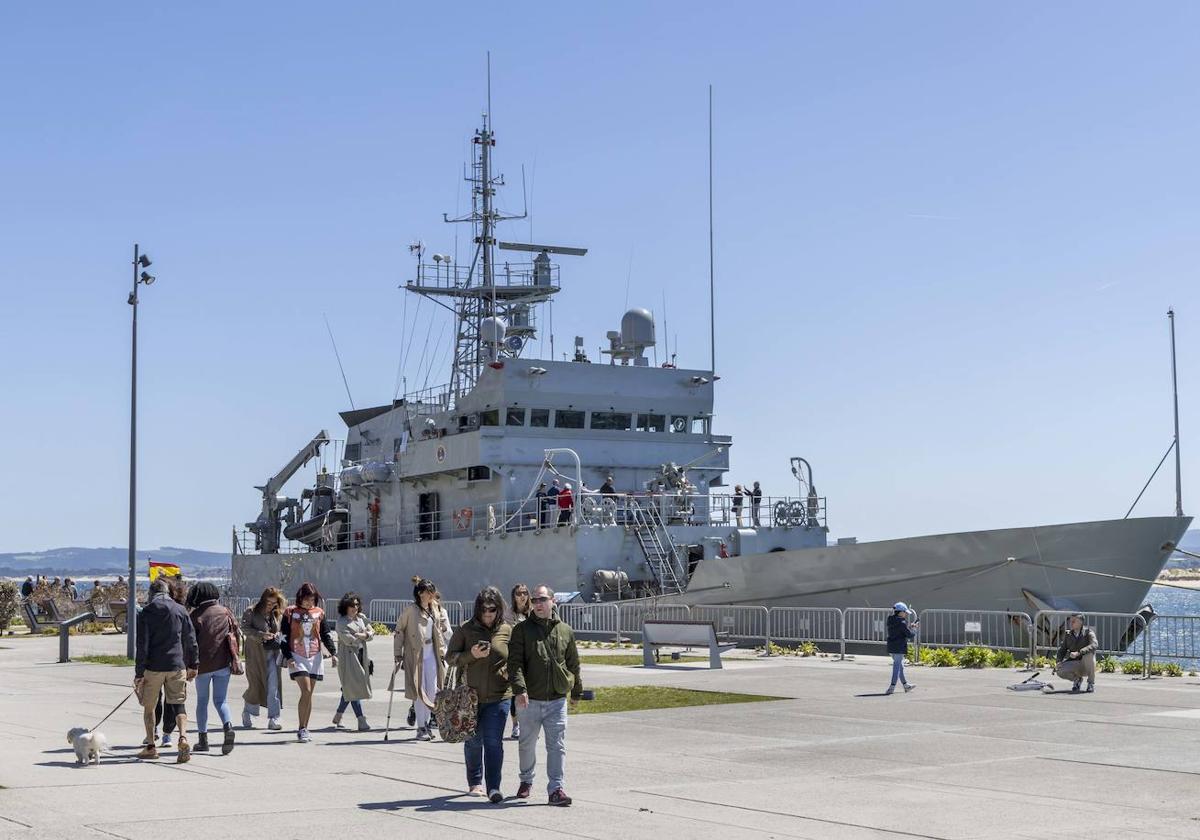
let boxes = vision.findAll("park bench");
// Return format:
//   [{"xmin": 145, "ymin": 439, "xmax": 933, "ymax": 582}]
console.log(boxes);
[{"xmin": 641, "ymin": 619, "xmax": 737, "ymax": 669}]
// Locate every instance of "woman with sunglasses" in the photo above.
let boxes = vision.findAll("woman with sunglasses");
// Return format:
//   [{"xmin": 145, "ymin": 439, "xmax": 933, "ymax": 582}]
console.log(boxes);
[
  {"xmin": 504, "ymin": 583, "xmax": 531, "ymax": 739},
  {"xmin": 447, "ymin": 586, "xmax": 512, "ymax": 802},
  {"xmin": 394, "ymin": 577, "xmax": 451, "ymax": 740},
  {"xmin": 280, "ymin": 582, "xmax": 337, "ymax": 743},
  {"xmin": 333, "ymin": 592, "xmax": 374, "ymax": 731}
]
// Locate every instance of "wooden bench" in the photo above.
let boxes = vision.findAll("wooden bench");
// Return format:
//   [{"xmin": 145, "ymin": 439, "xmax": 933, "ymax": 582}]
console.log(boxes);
[{"xmin": 641, "ymin": 619, "xmax": 737, "ymax": 669}]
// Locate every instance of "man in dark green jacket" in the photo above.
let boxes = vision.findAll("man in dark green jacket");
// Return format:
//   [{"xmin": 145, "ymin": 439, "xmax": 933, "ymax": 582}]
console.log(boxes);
[{"xmin": 508, "ymin": 584, "xmax": 582, "ymax": 806}]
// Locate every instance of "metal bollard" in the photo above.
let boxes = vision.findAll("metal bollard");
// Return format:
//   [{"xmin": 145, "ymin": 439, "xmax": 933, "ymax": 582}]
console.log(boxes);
[{"xmin": 59, "ymin": 611, "xmax": 97, "ymax": 663}]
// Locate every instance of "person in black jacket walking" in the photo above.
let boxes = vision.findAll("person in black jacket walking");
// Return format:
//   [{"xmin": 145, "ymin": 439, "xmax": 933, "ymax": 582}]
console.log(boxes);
[
  {"xmin": 885, "ymin": 602, "xmax": 917, "ymax": 695},
  {"xmin": 135, "ymin": 578, "xmax": 199, "ymax": 761}
]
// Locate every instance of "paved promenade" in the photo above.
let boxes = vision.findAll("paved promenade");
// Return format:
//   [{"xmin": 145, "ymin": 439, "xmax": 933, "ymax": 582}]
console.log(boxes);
[{"xmin": 2, "ymin": 633, "xmax": 1199, "ymax": 839}]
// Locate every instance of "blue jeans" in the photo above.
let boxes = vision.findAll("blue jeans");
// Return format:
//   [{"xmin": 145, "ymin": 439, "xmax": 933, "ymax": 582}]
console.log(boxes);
[
  {"xmin": 890, "ymin": 653, "xmax": 908, "ymax": 687},
  {"xmin": 465, "ymin": 700, "xmax": 508, "ymax": 791},
  {"xmin": 336, "ymin": 696, "xmax": 364, "ymax": 717},
  {"xmin": 517, "ymin": 697, "xmax": 568, "ymax": 794},
  {"xmin": 196, "ymin": 667, "xmax": 232, "ymax": 733}
]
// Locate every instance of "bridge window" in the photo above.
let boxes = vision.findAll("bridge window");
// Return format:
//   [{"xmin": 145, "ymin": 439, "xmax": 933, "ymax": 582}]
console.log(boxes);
[
  {"xmin": 637, "ymin": 413, "xmax": 665, "ymax": 432},
  {"xmin": 555, "ymin": 409, "xmax": 585, "ymax": 429},
  {"xmin": 506, "ymin": 408, "xmax": 526, "ymax": 426},
  {"xmin": 479, "ymin": 409, "xmax": 499, "ymax": 426},
  {"xmin": 591, "ymin": 411, "xmax": 632, "ymax": 431},
  {"xmin": 467, "ymin": 465, "xmax": 492, "ymax": 481},
  {"xmin": 529, "ymin": 408, "xmax": 550, "ymax": 428},
  {"xmin": 344, "ymin": 442, "xmax": 362, "ymax": 461}
]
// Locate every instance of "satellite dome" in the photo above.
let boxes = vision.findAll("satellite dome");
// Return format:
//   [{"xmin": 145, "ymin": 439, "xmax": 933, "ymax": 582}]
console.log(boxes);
[
  {"xmin": 620, "ymin": 308, "xmax": 655, "ymax": 347},
  {"xmin": 480, "ymin": 316, "xmax": 508, "ymax": 345}
]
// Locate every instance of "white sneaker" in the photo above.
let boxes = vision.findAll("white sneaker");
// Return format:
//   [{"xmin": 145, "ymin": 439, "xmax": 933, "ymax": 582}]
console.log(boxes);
[
  {"xmin": 511, "ymin": 721, "xmax": 520, "ymax": 739},
  {"xmin": 298, "ymin": 728, "xmax": 312, "ymax": 743},
  {"xmin": 903, "ymin": 683, "xmax": 915, "ymax": 693},
  {"xmin": 160, "ymin": 732, "xmax": 171, "ymax": 747},
  {"xmin": 268, "ymin": 719, "xmax": 282, "ymax": 731},
  {"xmin": 884, "ymin": 686, "xmax": 895, "ymax": 695}
]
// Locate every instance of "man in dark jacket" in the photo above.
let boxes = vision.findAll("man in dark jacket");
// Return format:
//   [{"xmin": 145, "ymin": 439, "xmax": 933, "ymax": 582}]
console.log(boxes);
[
  {"xmin": 1055, "ymin": 614, "xmax": 1099, "ymax": 693},
  {"xmin": 885, "ymin": 602, "xmax": 917, "ymax": 695},
  {"xmin": 508, "ymin": 585, "xmax": 582, "ymax": 806},
  {"xmin": 135, "ymin": 579, "xmax": 198, "ymax": 762}
]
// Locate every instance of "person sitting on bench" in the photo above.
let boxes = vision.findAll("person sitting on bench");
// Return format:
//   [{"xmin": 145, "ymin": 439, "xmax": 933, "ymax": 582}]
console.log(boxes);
[{"xmin": 1055, "ymin": 614, "xmax": 1098, "ymax": 693}]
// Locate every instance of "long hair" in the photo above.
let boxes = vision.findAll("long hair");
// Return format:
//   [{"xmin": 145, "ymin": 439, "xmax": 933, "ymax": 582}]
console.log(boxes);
[
  {"xmin": 253, "ymin": 586, "xmax": 285, "ymax": 621},
  {"xmin": 167, "ymin": 577, "xmax": 188, "ymax": 605},
  {"xmin": 412, "ymin": 577, "xmax": 436, "ymax": 610},
  {"xmin": 294, "ymin": 581, "xmax": 322, "ymax": 609},
  {"xmin": 510, "ymin": 583, "xmax": 531, "ymax": 618},
  {"xmin": 472, "ymin": 586, "xmax": 507, "ymax": 627}
]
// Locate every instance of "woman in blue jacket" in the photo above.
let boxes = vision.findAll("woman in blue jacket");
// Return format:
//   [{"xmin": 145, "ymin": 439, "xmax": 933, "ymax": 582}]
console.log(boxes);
[{"xmin": 885, "ymin": 603, "xmax": 917, "ymax": 694}]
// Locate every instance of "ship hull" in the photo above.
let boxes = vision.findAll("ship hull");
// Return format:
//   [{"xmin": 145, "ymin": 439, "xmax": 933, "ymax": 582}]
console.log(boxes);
[{"xmin": 231, "ymin": 515, "xmax": 1189, "ymax": 617}]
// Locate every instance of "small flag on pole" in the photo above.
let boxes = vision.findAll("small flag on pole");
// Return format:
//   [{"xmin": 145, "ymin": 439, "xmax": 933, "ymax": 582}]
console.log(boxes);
[{"xmin": 148, "ymin": 561, "xmax": 181, "ymax": 581}]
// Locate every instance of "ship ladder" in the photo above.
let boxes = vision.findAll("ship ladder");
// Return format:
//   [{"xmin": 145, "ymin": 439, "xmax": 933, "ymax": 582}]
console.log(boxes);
[{"xmin": 630, "ymin": 501, "xmax": 686, "ymax": 596}]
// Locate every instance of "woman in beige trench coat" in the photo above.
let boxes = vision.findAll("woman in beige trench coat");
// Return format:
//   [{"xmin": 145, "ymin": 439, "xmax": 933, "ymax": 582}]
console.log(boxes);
[{"xmin": 393, "ymin": 578, "xmax": 451, "ymax": 740}]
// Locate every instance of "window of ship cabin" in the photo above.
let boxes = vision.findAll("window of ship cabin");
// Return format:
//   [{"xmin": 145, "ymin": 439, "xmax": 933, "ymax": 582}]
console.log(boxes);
[
  {"xmin": 668, "ymin": 416, "xmax": 689, "ymax": 434},
  {"xmin": 344, "ymin": 442, "xmax": 362, "ymax": 462},
  {"xmin": 529, "ymin": 408, "xmax": 550, "ymax": 427},
  {"xmin": 506, "ymin": 408, "xmax": 526, "ymax": 426},
  {"xmin": 555, "ymin": 409, "xmax": 585, "ymax": 429},
  {"xmin": 479, "ymin": 409, "xmax": 500, "ymax": 426},
  {"xmin": 637, "ymin": 413, "xmax": 665, "ymax": 432},
  {"xmin": 591, "ymin": 411, "xmax": 632, "ymax": 431},
  {"xmin": 467, "ymin": 465, "xmax": 492, "ymax": 481},
  {"xmin": 691, "ymin": 417, "xmax": 708, "ymax": 434}
]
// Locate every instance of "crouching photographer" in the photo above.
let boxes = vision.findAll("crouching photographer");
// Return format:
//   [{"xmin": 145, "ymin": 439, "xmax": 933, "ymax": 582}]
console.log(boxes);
[{"xmin": 1055, "ymin": 613, "xmax": 1098, "ymax": 693}]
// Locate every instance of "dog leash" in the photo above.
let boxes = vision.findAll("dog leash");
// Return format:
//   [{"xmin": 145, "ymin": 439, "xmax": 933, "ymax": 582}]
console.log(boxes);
[{"xmin": 90, "ymin": 691, "xmax": 134, "ymax": 731}]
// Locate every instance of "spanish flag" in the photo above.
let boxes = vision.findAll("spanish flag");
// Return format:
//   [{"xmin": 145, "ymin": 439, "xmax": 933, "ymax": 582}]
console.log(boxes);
[{"xmin": 148, "ymin": 561, "xmax": 181, "ymax": 581}]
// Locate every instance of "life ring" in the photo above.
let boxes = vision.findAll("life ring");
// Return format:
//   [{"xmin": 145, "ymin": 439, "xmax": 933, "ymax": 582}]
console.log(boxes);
[{"xmin": 453, "ymin": 507, "xmax": 474, "ymax": 531}]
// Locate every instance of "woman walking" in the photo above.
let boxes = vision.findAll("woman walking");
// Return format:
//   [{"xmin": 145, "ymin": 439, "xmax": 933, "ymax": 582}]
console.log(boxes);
[
  {"xmin": 187, "ymin": 582, "xmax": 240, "ymax": 755},
  {"xmin": 393, "ymin": 578, "xmax": 451, "ymax": 741},
  {"xmin": 885, "ymin": 602, "xmax": 918, "ymax": 695},
  {"xmin": 505, "ymin": 583, "xmax": 531, "ymax": 739},
  {"xmin": 280, "ymin": 582, "xmax": 337, "ymax": 742},
  {"xmin": 333, "ymin": 592, "xmax": 374, "ymax": 731},
  {"xmin": 240, "ymin": 587, "xmax": 285, "ymax": 731},
  {"xmin": 447, "ymin": 586, "xmax": 512, "ymax": 802}
]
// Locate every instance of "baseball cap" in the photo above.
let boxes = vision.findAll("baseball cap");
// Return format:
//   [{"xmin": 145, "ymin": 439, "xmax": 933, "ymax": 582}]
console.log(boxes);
[{"xmin": 893, "ymin": 602, "xmax": 909, "ymax": 612}]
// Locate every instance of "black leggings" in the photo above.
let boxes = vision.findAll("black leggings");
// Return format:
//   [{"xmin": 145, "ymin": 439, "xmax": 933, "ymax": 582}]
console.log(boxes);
[{"xmin": 154, "ymin": 692, "xmax": 184, "ymax": 735}]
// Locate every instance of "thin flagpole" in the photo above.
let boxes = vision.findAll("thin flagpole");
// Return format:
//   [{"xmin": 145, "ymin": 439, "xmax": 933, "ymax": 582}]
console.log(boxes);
[{"xmin": 1170, "ymin": 308, "xmax": 1183, "ymax": 516}]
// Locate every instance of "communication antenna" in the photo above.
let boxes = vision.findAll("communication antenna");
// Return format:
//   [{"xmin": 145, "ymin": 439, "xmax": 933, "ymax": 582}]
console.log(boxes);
[
  {"xmin": 323, "ymin": 314, "xmax": 355, "ymax": 409},
  {"xmin": 1170, "ymin": 308, "xmax": 1183, "ymax": 516},
  {"xmin": 707, "ymin": 83, "xmax": 716, "ymax": 377}
]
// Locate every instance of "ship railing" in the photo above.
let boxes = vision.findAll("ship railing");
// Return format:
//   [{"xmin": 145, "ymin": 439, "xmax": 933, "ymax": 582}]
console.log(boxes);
[
  {"xmin": 1031, "ymin": 610, "xmax": 1150, "ymax": 678},
  {"xmin": 914, "ymin": 610, "xmax": 1033, "ymax": 657},
  {"xmin": 768, "ymin": 607, "xmax": 845, "ymax": 655},
  {"xmin": 689, "ymin": 605, "xmax": 771, "ymax": 647},
  {"xmin": 1145, "ymin": 614, "xmax": 1200, "ymax": 670},
  {"xmin": 408, "ymin": 260, "xmax": 560, "ymax": 293}
]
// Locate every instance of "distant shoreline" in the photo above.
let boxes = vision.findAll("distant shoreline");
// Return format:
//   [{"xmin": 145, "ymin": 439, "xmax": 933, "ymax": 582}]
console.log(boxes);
[{"xmin": 1156, "ymin": 573, "xmax": 1200, "ymax": 590}]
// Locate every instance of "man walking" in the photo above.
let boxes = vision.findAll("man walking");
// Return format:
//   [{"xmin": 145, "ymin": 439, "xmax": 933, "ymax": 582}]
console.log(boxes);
[
  {"xmin": 1054, "ymin": 613, "xmax": 1099, "ymax": 693},
  {"xmin": 749, "ymin": 481, "xmax": 763, "ymax": 527},
  {"xmin": 508, "ymin": 584, "xmax": 582, "ymax": 806},
  {"xmin": 135, "ymin": 578, "xmax": 198, "ymax": 762}
]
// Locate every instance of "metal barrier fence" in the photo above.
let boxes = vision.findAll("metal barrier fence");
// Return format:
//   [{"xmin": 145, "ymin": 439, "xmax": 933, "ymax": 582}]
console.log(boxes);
[
  {"xmin": 442, "ymin": 601, "xmax": 466, "ymax": 627},
  {"xmin": 1145, "ymin": 614, "xmax": 1200, "ymax": 666},
  {"xmin": 221, "ymin": 596, "xmax": 252, "ymax": 617},
  {"xmin": 689, "ymin": 605, "xmax": 770, "ymax": 647},
  {"xmin": 1032, "ymin": 610, "xmax": 1148, "ymax": 677},
  {"xmin": 617, "ymin": 602, "xmax": 692, "ymax": 641},
  {"xmin": 558, "ymin": 603, "xmax": 621, "ymax": 643},
  {"xmin": 916, "ymin": 610, "xmax": 1032, "ymax": 655},
  {"xmin": 367, "ymin": 599, "xmax": 411, "ymax": 626},
  {"xmin": 768, "ymin": 607, "xmax": 845, "ymax": 652},
  {"xmin": 843, "ymin": 608, "xmax": 894, "ymax": 656}
]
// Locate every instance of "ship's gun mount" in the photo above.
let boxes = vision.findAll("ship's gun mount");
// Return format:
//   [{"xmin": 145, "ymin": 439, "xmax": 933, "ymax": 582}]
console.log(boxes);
[{"xmin": 246, "ymin": 430, "xmax": 330, "ymax": 554}]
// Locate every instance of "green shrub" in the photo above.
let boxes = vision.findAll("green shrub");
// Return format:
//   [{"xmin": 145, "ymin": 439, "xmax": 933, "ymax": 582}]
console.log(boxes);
[
  {"xmin": 1022, "ymin": 654, "xmax": 1054, "ymax": 669},
  {"xmin": 957, "ymin": 646, "xmax": 992, "ymax": 668},
  {"xmin": 927, "ymin": 647, "xmax": 960, "ymax": 667},
  {"xmin": 0, "ymin": 580, "xmax": 18, "ymax": 631},
  {"xmin": 1120, "ymin": 659, "xmax": 1144, "ymax": 675},
  {"xmin": 1096, "ymin": 655, "xmax": 1117, "ymax": 673},
  {"xmin": 1161, "ymin": 662, "xmax": 1184, "ymax": 677},
  {"xmin": 989, "ymin": 649, "xmax": 1017, "ymax": 669},
  {"xmin": 370, "ymin": 622, "xmax": 391, "ymax": 636}
]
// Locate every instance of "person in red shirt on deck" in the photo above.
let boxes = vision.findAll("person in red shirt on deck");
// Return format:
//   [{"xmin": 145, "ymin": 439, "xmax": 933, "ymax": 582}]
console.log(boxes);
[{"xmin": 556, "ymin": 482, "xmax": 574, "ymax": 526}]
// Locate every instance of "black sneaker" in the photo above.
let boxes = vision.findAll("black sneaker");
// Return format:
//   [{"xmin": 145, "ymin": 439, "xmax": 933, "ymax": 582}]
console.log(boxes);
[
  {"xmin": 548, "ymin": 789, "xmax": 572, "ymax": 807},
  {"xmin": 1085, "ymin": 683, "xmax": 1094, "ymax": 693},
  {"xmin": 1071, "ymin": 681, "xmax": 1082, "ymax": 693},
  {"xmin": 488, "ymin": 789, "xmax": 503, "ymax": 804},
  {"xmin": 406, "ymin": 705, "xmax": 416, "ymax": 727}
]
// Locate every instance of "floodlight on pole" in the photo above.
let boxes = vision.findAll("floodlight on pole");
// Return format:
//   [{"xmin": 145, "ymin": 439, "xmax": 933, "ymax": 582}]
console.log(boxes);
[{"xmin": 127, "ymin": 244, "xmax": 156, "ymax": 660}]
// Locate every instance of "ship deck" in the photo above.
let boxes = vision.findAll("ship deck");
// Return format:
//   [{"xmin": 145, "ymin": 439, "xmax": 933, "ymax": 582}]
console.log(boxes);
[{"xmin": 2, "ymin": 632, "xmax": 1198, "ymax": 838}]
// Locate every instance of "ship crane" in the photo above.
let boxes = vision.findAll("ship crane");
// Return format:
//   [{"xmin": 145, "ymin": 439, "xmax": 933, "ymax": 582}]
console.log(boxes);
[{"xmin": 246, "ymin": 430, "xmax": 330, "ymax": 554}]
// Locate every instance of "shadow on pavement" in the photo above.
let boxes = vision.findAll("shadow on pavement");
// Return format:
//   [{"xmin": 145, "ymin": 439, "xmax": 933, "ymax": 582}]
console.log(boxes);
[{"xmin": 360, "ymin": 795, "xmax": 530, "ymax": 813}]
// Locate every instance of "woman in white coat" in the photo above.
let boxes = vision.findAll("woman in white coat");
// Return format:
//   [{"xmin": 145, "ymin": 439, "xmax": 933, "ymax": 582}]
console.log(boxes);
[{"xmin": 393, "ymin": 578, "xmax": 451, "ymax": 740}]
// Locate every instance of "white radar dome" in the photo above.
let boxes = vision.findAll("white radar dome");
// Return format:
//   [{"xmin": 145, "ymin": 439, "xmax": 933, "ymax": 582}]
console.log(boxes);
[
  {"xmin": 621, "ymin": 308, "xmax": 656, "ymax": 347},
  {"xmin": 480, "ymin": 316, "xmax": 508, "ymax": 345}
]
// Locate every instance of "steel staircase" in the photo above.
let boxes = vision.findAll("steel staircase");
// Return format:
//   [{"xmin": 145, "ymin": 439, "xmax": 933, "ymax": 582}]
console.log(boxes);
[{"xmin": 629, "ymin": 501, "xmax": 686, "ymax": 595}]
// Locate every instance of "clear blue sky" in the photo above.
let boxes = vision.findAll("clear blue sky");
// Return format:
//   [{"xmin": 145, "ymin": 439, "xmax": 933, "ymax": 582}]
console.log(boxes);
[{"xmin": 3, "ymin": 3, "xmax": 1198, "ymax": 553}]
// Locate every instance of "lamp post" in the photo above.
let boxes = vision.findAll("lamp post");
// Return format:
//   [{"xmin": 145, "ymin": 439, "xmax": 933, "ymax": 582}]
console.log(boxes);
[{"xmin": 127, "ymin": 244, "xmax": 155, "ymax": 658}]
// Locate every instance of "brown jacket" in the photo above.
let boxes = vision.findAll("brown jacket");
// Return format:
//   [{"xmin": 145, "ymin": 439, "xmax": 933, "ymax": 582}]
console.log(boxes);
[
  {"xmin": 191, "ymin": 600, "xmax": 239, "ymax": 675},
  {"xmin": 1056, "ymin": 626, "xmax": 1099, "ymax": 662},
  {"xmin": 447, "ymin": 618, "xmax": 512, "ymax": 704}
]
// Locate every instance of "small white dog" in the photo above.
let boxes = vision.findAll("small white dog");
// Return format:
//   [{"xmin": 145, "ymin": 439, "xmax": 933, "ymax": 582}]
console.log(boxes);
[{"xmin": 67, "ymin": 727, "xmax": 108, "ymax": 766}]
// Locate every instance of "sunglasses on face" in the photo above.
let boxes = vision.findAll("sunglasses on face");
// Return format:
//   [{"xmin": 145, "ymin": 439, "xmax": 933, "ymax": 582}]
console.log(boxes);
[
  {"xmin": 531, "ymin": 596, "xmax": 551, "ymax": 604},
  {"xmin": 481, "ymin": 607, "xmax": 498, "ymax": 613}
]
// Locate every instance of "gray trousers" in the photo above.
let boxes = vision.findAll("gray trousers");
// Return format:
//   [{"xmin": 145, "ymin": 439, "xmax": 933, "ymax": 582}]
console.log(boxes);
[
  {"xmin": 1055, "ymin": 652, "xmax": 1096, "ymax": 685},
  {"xmin": 517, "ymin": 697, "xmax": 567, "ymax": 794}
]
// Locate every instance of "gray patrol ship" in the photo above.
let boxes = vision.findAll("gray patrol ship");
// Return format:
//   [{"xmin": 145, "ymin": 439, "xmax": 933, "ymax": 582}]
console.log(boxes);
[{"xmin": 231, "ymin": 110, "xmax": 1190, "ymax": 621}]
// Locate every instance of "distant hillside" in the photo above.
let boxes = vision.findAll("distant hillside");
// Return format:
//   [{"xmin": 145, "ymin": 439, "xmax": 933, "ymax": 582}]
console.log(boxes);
[{"xmin": 0, "ymin": 546, "xmax": 230, "ymax": 577}]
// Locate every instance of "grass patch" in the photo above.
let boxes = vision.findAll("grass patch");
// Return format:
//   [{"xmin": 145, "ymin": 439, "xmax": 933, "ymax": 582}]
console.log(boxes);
[
  {"xmin": 571, "ymin": 685, "xmax": 784, "ymax": 715},
  {"xmin": 75, "ymin": 654, "xmax": 134, "ymax": 667},
  {"xmin": 579, "ymin": 654, "xmax": 705, "ymax": 666}
]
